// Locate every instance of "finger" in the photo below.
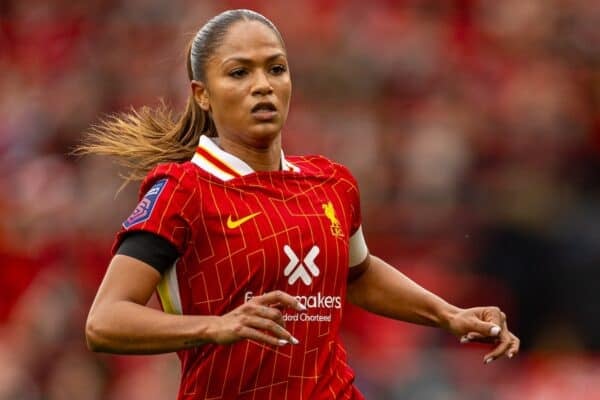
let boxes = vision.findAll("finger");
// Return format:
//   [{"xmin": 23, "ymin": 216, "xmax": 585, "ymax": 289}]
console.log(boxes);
[
  {"xmin": 483, "ymin": 331, "xmax": 512, "ymax": 364},
  {"xmin": 271, "ymin": 308, "xmax": 285, "ymax": 328},
  {"xmin": 482, "ymin": 307, "xmax": 506, "ymax": 329},
  {"xmin": 237, "ymin": 326, "xmax": 292, "ymax": 347},
  {"xmin": 483, "ymin": 341, "xmax": 511, "ymax": 364},
  {"xmin": 466, "ymin": 318, "xmax": 502, "ymax": 339},
  {"xmin": 460, "ymin": 332, "xmax": 498, "ymax": 344},
  {"xmin": 255, "ymin": 290, "xmax": 306, "ymax": 312},
  {"xmin": 244, "ymin": 316, "xmax": 299, "ymax": 345},
  {"xmin": 506, "ymin": 333, "xmax": 520, "ymax": 359},
  {"xmin": 248, "ymin": 305, "xmax": 285, "ymax": 327}
]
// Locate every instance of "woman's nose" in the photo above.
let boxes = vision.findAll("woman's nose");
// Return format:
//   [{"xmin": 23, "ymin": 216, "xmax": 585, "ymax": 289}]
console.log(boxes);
[{"xmin": 251, "ymin": 71, "xmax": 273, "ymax": 96}]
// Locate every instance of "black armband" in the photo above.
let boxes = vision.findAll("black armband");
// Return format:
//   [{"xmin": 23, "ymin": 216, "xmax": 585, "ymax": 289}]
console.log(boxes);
[{"xmin": 116, "ymin": 231, "xmax": 179, "ymax": 274}]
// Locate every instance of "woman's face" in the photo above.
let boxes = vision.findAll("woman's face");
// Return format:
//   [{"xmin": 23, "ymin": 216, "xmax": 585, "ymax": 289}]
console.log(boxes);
[{"xmin": 194, "ymin": 20, "xmax": 291, "ymax": 147}]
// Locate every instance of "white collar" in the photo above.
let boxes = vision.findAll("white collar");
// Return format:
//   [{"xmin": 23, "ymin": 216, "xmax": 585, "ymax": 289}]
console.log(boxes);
[{"xmin": 191, "ymin": 135, "xmax": 299, "ymax": 181}]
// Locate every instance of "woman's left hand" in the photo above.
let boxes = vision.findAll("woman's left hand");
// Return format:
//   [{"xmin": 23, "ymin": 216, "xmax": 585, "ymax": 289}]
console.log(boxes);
[{"xmin": 445, "ymin": 306, "xmax": 520, "ymax": 364}]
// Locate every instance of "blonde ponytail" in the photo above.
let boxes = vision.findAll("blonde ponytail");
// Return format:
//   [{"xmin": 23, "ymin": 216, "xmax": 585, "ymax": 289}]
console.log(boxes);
[{"xmin": 76, "ymin": 95, "xmax": 212, "ymax": 184}]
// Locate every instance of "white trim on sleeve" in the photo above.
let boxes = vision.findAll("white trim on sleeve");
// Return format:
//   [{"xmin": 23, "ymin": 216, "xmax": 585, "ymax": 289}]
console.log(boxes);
[
  {"xmin": 349, "ymin": 225, "xmax": 368, "ymax": 267},
  {"xmin": 156, "ymin": 261, "xmax": 182, "ymax": 314}
]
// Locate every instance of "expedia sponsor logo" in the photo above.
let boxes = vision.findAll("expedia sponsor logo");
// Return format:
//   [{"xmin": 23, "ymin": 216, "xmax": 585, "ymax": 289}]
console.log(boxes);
[
  {"xmin": 244, "ymin": 291, "xmax": 341, "ymax": 310},
  {"xmin": 295, "ymin": 293, "xmax": 342, "ymax": 309},
  {"xmin": 283, "ymin": 245, "xmax": 319, "ymax": 286},
  {"xmin": 242, "ymin": 244, "xmax": 342, "ymax": 323},
  {"xmin": 244, "ymin": 291, "xmax": 340, "ymax": 323}
]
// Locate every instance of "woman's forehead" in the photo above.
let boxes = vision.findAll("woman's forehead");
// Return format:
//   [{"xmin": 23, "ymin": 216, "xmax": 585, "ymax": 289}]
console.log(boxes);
[{"xmin": 212, "ymin": 20, "xmax": 285, "ymax": 61}]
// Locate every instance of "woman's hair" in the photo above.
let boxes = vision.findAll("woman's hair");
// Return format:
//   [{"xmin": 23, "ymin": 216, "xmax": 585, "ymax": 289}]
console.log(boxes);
[{"xmin": 77, "ymin": 9, "xmax": 283, "ymax": 183}]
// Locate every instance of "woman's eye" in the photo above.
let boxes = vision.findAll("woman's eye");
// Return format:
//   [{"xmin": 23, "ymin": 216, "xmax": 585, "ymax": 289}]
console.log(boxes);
[
  {"xmin": 229, "ymin": 69, "xmax": 247, "ymax": 78},
  {"xmin": 270, "ymin": 65, "xmax": 287, "ymax": 75}
]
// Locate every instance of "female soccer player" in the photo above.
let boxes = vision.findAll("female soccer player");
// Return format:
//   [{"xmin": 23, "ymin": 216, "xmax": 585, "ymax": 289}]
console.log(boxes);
[{"xmin": 82, "ymin": 9, "xmax": 519, "ymax": 399}]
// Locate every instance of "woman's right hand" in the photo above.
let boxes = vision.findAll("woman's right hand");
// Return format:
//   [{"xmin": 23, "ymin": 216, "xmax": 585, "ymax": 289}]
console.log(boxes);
[{"xmin": 210, "ymin": 290, "xmax": 306, "ymax": 347}]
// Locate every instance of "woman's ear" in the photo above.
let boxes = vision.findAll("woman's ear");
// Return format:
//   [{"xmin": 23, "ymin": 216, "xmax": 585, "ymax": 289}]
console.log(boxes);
[{"xmin": 191, "ymin": 81, "xmax": 210, "ymax": 112}]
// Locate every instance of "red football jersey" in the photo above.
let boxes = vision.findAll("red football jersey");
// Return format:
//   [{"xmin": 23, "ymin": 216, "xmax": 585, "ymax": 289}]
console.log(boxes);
[{"xmin": 114, "ymin": 136, "xmax": 369, "ymax": 399}]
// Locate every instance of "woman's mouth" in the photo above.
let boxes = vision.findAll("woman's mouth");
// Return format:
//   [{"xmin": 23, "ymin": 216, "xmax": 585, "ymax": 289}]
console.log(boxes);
[{"xmin": 251, "ymin": 102, "xmax": 278, "ymax": 121}]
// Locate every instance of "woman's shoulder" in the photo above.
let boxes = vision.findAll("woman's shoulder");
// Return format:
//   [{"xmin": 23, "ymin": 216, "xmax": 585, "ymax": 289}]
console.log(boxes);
[
  {"xmin": 138, "ymin": 161, "xmax": 200, "ymax": 196},
  {"xmin": 287, "ymin": 154, "xmax": 356, "ymax": 181}
]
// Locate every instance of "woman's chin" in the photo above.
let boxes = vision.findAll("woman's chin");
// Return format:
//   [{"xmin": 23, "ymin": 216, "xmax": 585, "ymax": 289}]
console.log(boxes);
[{"xmin": 246, "ymin": 123, "xmax": 283, "ymax": 143}]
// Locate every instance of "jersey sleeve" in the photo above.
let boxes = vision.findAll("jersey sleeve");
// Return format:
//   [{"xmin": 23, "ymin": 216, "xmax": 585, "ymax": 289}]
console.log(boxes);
[
  {"xmin": 335, "ymin": 163, "xmax": 369, "ymax": 267},
  {"xmin": 111, "ymin": 163, "xmax": 198, "ymax": 256}
]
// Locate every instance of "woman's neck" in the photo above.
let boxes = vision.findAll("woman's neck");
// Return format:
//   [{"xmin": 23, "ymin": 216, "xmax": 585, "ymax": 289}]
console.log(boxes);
[{"xmin": 217, "ymin": 134, "xmax": 282, "ymax": 172}]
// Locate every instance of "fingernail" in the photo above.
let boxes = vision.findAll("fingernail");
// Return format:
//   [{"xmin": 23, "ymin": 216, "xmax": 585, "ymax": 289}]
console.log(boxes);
[
  {"xmin": 290, "ymin": 336, "xmax": 299, "ymax": 345},
  {"xmin": 297, "ymin": 303, "xmax": 307, "ymax": 311},
  {"xmin": 277, "ymin": 339, "xmax": 288, "ymax": 346},
  {"xmin": 460, "ymin": 336, "xmax": 470, "ymax": 344},
  {"xmin": 508, "ymin": 352, "xmax": 514, "ymax": 359},
  {"xmin": 485, "ymin": 357, "xmax": 494, "ymax": 364},
  {"xmin": 490, "ymin": 325, "xmax": 501, "ymax": 336}
]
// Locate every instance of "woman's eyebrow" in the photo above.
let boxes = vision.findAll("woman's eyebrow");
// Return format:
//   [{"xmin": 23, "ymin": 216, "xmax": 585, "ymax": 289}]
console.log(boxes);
[{"xmin": 221, "ymin": 52, "xmax": 286, "ymax": 66}]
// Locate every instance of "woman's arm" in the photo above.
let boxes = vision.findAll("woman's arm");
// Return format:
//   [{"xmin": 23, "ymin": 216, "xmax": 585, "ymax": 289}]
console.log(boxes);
[
  {"xmin": 86, "ymin": 255, "xmax": 305, "ymax": 354},
  {"xmin": 347, "ymin": 255, "xmax": 520, "ymax": 363}
]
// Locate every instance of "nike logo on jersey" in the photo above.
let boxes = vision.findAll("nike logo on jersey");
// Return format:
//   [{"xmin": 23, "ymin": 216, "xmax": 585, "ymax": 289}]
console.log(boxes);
[{"xmin": 226, "ymin": 212, "xmax": 262, "ymax": 229}]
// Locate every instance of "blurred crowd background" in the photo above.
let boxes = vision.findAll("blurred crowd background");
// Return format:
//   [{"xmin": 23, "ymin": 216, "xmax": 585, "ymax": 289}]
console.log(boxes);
[{"xmin": 1, "ymin": 0, "xmax": 599, "ymax": 399}]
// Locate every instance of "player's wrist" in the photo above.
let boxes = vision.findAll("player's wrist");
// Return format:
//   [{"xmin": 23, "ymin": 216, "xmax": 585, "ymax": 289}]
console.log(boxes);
[
  {"xmin": 189, "ymin": 315, "xmax": 221, "ymax": 346},
  {"xmin": 434, "ymin": 302, "xmax": 463, "ymax": 332}
]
